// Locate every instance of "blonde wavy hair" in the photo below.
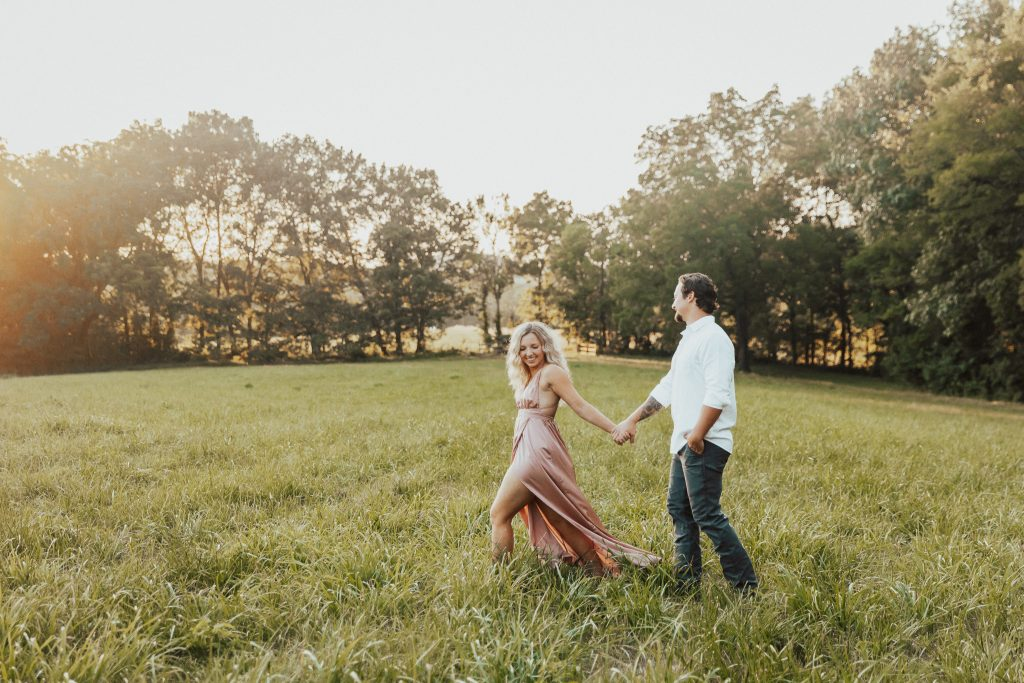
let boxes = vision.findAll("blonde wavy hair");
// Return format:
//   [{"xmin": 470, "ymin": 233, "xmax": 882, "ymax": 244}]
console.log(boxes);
[{"xmin": 506, "ymin": 321, "xmax": 571, "ymax": 391}]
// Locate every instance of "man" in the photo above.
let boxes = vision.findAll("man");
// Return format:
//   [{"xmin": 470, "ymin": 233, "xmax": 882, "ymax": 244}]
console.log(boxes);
[{"xmin": 613, "ymin": 272, "xmax": 757, "ymax": 594}]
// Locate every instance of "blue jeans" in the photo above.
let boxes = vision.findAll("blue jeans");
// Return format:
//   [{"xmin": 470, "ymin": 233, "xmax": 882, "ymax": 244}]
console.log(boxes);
[{"xmin": 667, "ymin": 439, "xmax": 757, "ymax": 590}]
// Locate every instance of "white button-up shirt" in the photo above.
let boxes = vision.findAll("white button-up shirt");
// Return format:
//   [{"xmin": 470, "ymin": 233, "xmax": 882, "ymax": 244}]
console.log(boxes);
[{"xmin": 648, "ymin": 315, "xmax": 737, "ymax": 454}]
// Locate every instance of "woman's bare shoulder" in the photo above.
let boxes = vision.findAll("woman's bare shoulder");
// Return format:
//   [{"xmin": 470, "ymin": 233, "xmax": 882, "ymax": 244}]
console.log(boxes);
[{"xmin": 539, "ymin": 364, "xmax": 569, "ymax": 386}]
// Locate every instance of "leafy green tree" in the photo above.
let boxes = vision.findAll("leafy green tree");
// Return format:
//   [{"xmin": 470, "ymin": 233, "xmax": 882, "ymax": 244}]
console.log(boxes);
[
  {"xmin": 770, "ymin": 214, "xmax": 859, "ymax": 367},
  {"xmin": 169, "ymin": 110, "xmax": 262, "ymax": 355},
  {"xmin": 0, "ymin": 142, "xmax": 29, "ymax": 369},
  {"xmin": 406, "ymin": 200, "xmax": 477, "ymax": 352},
  {"xmin": 0, "ymin": 129, "xmax": 175, "ymax": 371},
  {"xmin": 549, "ymin": 212, "xmax": 614, "ymax": 351},
  {"xmin": 102, "ymin": 123, "xmax": 181, "ymax": 361},
  {"xmin": 511, "ymin": 191, "xmax": 573, "ymax": 321},
  {"xmin": 607, "ymin": 190, "xmax": 674, "ymax": 353},
  {"xmin": 818, "ymin": 26, "xmax": 941, "ymax": 373},
  {"xmin": 901, "ymin": 0, "xmax": 1024, "ymax": 398},
  {"xmin": 272, "ymin": 135, "xmax": 379, "ymax": 356},
  {"xmin": 470, "ymin": 195, "xmax": 515, "ymax": 350},
  {"xmin": 368, "ymin": 166, "xmax": 475, "ymax": 354},
  {"xmin": 223, "ymin": 141, "xmax": 289, "ymax": 356},
  {"xmin": 619, "ymin": 87, "xmax": 800, "ymax": 370}
]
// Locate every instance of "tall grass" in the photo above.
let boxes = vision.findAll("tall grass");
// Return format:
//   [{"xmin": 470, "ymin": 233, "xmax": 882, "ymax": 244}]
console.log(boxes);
[{"xmin": 1, "ymin": 359, "xmax": 1022, "ymax": 680}]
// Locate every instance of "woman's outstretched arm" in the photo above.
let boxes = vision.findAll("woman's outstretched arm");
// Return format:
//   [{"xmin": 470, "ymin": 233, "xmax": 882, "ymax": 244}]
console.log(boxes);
[{"xmin": 543, "ymin": 366, "xmax": 616, "ymax": 433}]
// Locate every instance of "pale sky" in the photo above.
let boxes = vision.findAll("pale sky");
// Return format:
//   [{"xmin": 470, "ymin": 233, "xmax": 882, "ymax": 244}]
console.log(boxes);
[{"xmin": 1, "ymin": 0, "xmax": 951, "ymax": 213}]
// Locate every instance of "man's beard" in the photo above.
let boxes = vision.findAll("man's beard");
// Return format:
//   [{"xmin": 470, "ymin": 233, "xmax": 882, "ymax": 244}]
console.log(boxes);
[{"xmin": 675, "ymin": 312, "xmax": 684, "ymax": 323}]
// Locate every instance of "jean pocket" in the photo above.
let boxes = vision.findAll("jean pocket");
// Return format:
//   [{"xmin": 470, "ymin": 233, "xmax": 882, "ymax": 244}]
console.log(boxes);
[{"xmin": 681, "ymin": 443, "xmax": 705, "ymax": 461}]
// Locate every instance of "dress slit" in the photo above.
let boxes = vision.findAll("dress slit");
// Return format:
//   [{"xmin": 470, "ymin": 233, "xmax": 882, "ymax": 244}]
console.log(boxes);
[{"xmin": 510, "ymin": 372, "xmax": 660, "ymax": 572}]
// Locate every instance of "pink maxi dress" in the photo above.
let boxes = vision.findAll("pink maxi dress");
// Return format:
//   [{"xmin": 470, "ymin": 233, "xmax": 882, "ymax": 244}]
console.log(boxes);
[{"xmin": 509, "ymin": 372, "xmax": 661, "ymax": 574}]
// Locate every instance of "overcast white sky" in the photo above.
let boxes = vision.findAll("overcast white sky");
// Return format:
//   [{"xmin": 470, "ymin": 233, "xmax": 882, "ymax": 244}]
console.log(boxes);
[{"xmin": 1, "ymin": 1, "xmax": 951, "ymax": 213}]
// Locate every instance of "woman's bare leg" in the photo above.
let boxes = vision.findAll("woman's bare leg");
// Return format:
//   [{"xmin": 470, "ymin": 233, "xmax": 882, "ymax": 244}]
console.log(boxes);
[
  {"xmin": 489, "ymin": 468, "xmax": 535, "ymax": 561},
  {"xmin": 490, "ymin": 469, "xmax": 619, "ymax": 576}
]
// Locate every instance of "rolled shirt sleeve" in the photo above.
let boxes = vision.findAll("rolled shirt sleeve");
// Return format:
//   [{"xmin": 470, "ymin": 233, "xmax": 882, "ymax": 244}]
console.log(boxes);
[{"xmin": 702, "ymin": 333, "xmax": 734, "ymax": 410}]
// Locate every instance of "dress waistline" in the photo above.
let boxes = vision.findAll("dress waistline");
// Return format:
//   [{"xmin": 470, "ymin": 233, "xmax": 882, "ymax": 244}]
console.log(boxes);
[{"xmin": 517, "ymin": 408, "xmax": 555, "ymax": 421}]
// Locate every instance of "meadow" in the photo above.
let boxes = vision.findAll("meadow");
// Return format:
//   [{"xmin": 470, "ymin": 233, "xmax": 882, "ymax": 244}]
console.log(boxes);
[{"xmin": 1, "ymin": 357, "xmax": 1023, "ymax": 681}]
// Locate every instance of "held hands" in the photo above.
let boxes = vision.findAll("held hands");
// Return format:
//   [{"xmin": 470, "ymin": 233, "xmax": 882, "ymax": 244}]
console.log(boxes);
[{"xmin": 611, "ymin": 420, "xmax": 636, "ymax": 445}]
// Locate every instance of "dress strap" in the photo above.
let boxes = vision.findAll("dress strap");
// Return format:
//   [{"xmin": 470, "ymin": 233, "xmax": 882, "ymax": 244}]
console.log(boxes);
[{"xmin": 526, "ymin": 369, "xmax": 543, "ymax": 395}]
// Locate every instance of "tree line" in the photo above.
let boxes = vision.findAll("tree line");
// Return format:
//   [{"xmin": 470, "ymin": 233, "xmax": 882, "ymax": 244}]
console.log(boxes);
[{"xmin": 2, "ymin": 0, "xmax": 1022, "ymax": 399}]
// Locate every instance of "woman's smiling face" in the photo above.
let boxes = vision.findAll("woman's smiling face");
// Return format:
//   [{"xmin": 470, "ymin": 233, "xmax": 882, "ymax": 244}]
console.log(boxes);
[{"xmin": 519, "ymin": 332, "xmax": 545, "ymax": 371}]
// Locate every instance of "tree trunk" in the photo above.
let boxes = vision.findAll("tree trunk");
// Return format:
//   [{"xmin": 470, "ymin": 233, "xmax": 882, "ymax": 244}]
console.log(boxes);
[
  {"xmin": 493, "ymin": 284, "xmax": 505, "ymax": 351},
  {"xmin": 215, "ymin": 205, "xmax": 225, "ymax": 298},
  {"xmin": 845, "ymin": 314, "xmax": 853, "ymax": 370},
  {"xmin": 806, "ymin": 310, "xmax": 815, "ymax": 366},
  {"xmin": 415, "ymin": 317, "xmax": 427, "ymax": 353},
  {"xmin": 837, "ymin": 284, "xmax": 850, "ymax": 369},
  {"xmin": 374, "ymin": 327, "xmax": 389, "ymax": 356},
  {"xmin": 788, "ymin": 304, "xmax": 798, "ymax": 365},
  {"xmin": 394, "ymin": 322, "xmax": 404, "ymax": 356},
  {"xmin": 123, "ymin": 310, "xmax": 131, "ymax": 359},
  {"xmin": 735, "ymin": 310, "xmax": 752, "ymax": 373},
  {"xmin": 480, "ymin": 282, "xmax": 492, "ymax": 348},
  {"xmin": 148, "ymin": 311, "xmax": 159, "ymax": 353},
  {"xmin": 597, "ymin": 268, "xmax": 608, "ymax": 353},
  {"xmin": 75, "ymin": 314, "xmax": 98, "ymax": 363},
  {"xmin": 161, "ymin": 316, "xmax": 173, "ymax": 353}
]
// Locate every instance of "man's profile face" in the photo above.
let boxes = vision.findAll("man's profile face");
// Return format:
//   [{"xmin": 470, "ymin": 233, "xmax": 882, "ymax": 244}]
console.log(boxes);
[{"xmin": 672, "ymin": 283, "xmax": 690, "ymax": 321}]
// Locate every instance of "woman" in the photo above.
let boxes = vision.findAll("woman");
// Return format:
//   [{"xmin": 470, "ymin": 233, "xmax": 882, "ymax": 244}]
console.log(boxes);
[{"xmin": 489, "ymin": 321, "xmax": 660, "ymax": 576}]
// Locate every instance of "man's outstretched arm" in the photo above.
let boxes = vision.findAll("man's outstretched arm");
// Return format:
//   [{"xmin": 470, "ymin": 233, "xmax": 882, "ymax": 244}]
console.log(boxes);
[
  {"xmin": 612, "ymin": 396, "xmax": 665, "ymax": 444},
  {"xmin": 613, "ymin": 359, "xmax": 674, "ymax": 445}
]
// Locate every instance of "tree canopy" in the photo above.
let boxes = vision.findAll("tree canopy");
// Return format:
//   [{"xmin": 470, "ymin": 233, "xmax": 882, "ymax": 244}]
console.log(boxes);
[{"xmin": 2, "ymin": 0, "xmax": 1021, "ymax": 400}]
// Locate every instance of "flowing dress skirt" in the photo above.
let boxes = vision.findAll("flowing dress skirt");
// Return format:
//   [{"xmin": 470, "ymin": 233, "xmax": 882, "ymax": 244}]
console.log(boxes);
[{"xmin": 510, "ymin": 405, "xmax": 660, "ymax": 574}]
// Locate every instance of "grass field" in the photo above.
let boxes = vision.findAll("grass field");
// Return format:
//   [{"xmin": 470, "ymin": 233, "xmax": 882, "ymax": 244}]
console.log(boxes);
[{"xmin": 2, "ymin": 358, "xmax": 1023, "ymax": 681}]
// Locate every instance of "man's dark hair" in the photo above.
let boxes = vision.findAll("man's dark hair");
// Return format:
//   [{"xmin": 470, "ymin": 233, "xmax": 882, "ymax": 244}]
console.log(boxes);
[{"xmin": 679, "ymin": 272, "xmax": 719, "ymax": 314}]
